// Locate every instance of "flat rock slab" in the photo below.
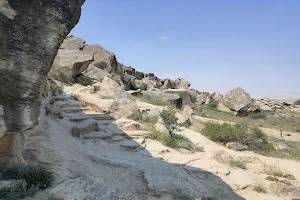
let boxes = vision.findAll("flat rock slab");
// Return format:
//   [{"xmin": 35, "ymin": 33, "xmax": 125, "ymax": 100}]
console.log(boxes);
[
  {"xmin": 69, "ymin": 114, "xmax": 113, "ymax": 122},
  {"xmin": 72, "ymin": 119, "xmax": 99, "ymax": 138},
  {"xmin": 227, "ymin": 169, "xmax": 253, "ymax": 190},
  {"xmin": 124, "ymin": 131, "xmax": 150, "ymax": 138},
  {"xmin": 61, "ymin": 107, "xmax": 89, "ymax": 113},
  {"xmin": 119, "ymin": 140, "xmax": 140, "ymax": 151}
]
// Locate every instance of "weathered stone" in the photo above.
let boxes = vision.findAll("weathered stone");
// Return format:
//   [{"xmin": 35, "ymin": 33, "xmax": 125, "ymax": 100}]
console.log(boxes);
[
  {"xmin": 0, "ymin": 133, "xmax": 25, "ymax": 167},
  {"xmin": 60, "ymin": 35, "xmax": 86, "ymax": 50},
  {"xmin": 142, "ymin": 90, "xmax": 182, "ymax": 108},
  {"xmin": 223, "ymin": 87, "xmax": 252, "ymax": 112},
  {"xmin": 72, "ymin": 119, "xmax": 99, "ymax": 138},
  {"xmin": 161, "ymin": 79, "xmax": 174, "ymax": 90},
  {"xmin": 119, "ymin": 140, "xmax": 140, "ymax": 151},
  {"xmin": 226, "ymin": 142, "xmax": 248, "ymax": 151},
  {"xmin": 228, "ymin": 170, "xmax": 253, "ymax": 190},
  {"xmin": 155, "ymin": 122, "xmax": 170, "ymax": 136},
  {"xmin": 175, "ymin": 77, "xmax": 191, "ymax": 89},
  {"xmin": 86, "ymin": 44, "xmax": 123, "ymax": 77},
  {"xmin": 0, "ymin": 0, "xmax": 84, "ymax": 134},
  {"xmin": 176, "ymin": 112, "xmax": 191, "ymax": 127},
  {"xmin": 165, "ymin": 89, "xmax": 194, "ymax": 109}
]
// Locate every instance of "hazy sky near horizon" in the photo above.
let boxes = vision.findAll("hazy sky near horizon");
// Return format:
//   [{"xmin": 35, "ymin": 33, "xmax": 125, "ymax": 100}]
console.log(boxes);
[{"xmin": 72, "ymin": 0, "xmax": 300, "ymax": 97}]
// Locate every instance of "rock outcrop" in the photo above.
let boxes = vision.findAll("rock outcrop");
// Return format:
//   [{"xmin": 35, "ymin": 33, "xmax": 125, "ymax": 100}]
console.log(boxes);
[
  {"xmin": 0, "ymin": 0, "xmax": 84, "ymax": 134},
  {"xmin": 223, "ymin": 87, "xmax": 252, "ymax": 112},
  {"xmin": 175, "ymin": 77, "xmax": 191, "ymax": 89},
  {"xmin": 0, "ymin": 0, "xmax": 84, "ymax": 166}
]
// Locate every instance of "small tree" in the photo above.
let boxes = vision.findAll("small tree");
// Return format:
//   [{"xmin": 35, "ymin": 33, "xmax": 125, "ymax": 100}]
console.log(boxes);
[{"xmin": 159, "ymin": 107, "xmax": 181, "ymax": 136}]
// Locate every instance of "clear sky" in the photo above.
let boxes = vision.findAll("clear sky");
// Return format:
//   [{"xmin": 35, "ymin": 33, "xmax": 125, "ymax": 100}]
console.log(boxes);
[{"xmin": 72, "ymin": 0, "xmax": 300, "ymax": 98}]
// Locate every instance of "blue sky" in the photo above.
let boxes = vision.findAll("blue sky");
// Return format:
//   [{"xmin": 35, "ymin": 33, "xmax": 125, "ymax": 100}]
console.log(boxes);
[{"xmin": 72, "ymin": 0, "xmax": 300, "ymax": 98}]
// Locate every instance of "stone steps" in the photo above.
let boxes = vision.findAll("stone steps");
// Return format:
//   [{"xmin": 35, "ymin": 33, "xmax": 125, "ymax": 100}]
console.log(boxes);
[
  {"xmin": 69, "ymin": 114, "xmax": 113, "ymax": 122},
  {"xmin": 61, "ymin": 107, "xmax": 90, "ymax": 113}
]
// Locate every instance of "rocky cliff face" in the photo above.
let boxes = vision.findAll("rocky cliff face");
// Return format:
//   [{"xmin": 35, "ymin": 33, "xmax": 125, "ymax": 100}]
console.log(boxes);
[
  {"xmin": 0, "ymin": 0, "xmax": 85, "ymax": 166},
  {"xmin": 0, "ymin": 0, "xmax": 84, "ymax": 134}
]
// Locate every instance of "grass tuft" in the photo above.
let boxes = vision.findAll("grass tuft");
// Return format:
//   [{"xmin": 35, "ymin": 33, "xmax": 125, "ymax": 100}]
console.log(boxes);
[
  {"xmin": 230, "ymin": 160, "xmax": 247, "ymax": 169},
  {"xmin": 134, "ymin": 95, "xmax": 174, "ymax": 107}
]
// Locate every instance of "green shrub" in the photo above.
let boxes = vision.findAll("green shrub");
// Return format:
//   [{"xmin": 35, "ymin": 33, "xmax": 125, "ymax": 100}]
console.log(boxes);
[
  {"xmin": 230, "ymin": 160, "xmax": 247, "ymax": 169},
  {"xmin": 253, "ymin": 185, "xmax": 267, "ymax": 193},
  {"xmin": 190, "ymin": 94, "xmax": 197, "ymax": 104},
  {"xmin": 137, "ymin": 83, "xmax": 147, "ymax": 91},
  {"xmin": 140, "ymin": 114, "xmax": 158, "ymax": 124},
  {"xmin": 49, "ymin": 60, "xmax": 72, "ymax": 83},
  {"xmin": 248, "ymin": 112, "xmax": 266, "ymax": 119},
  {"xmin": 207, "ymin": 99, "xmax": 218, "ymax": 109},
  {"xmin": 150, "ymin": 129, "xmax": 195, "ymax": 151},
  {"xmin": 294, "ymin": 99, "xmax": 300, "ymax": 105},
  {"xmin": 202, "ymin": 122, "xmax": 274, "ymax": 154},
  {"xmin": 129, "ymin": 110, "xmax": 143, "ymax": 121},
  {"xmin": 0, "ymin": 166, "xmax": 54, "ymax": 199},
  {"xmin": 159, "ymin": 107, "xmax": 181, "ymax": 136}
]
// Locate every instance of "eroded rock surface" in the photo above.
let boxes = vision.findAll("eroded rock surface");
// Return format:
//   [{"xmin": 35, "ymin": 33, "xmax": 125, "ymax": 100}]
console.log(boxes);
[{"xmin": 0, "ymin": 0, "xmax": 84, "ymax": 134}]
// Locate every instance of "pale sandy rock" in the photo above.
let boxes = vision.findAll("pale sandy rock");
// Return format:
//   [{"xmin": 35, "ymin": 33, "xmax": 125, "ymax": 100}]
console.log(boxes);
[
  {"xmin": 228, "ymin": 169, "xmax": 254, "ymax": 190},
  {"xmin": 72, "ymin": 119, "xmax": 99, "ymax": 138},
  {"xmin": 224, "ymin": 87, "xmax": 252, "ymax": 112},
  {"xmin": 175, "ymin": 112, "xmax": 191, "ymax": 127},
  {"xmin": 155, "ymin": 122, "xmax": 170, "ymax": 136},
  {"xmin": 116, "ymin": 118, "xmax": 145, "ymax": 131},
  {"xmin": 119, "ymin": 140, "xmax": 140, "ymax": 151},
  {"xmin": 238, "ymin": 156, "xmax": 262, "ymax": 164}
]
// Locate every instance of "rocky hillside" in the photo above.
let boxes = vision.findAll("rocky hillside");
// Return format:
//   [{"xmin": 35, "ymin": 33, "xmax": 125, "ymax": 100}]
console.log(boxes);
[{"xmin": 1, "ymin": 4, "xmax": 300, "ymax": 199}]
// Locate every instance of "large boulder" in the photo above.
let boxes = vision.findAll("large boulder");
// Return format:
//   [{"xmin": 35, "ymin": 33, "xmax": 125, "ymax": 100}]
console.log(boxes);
[
  {"xmin": 60, "ymin": 35, "xmax": 86, "ymax": 50},
  {"xmin": 0, "ymin": 0, "xmax": 84, "ymax": 133},
  {"xmin": 174, "ymin": 77, "xmax": 191, "ymax": 89},
  {"xmin": 141, "ymin": 90, "xmax": 182, "ymax": 109},
  {"xmin": 223, "ymin": 87, "xmax": 252, "ymax": 112},
  {"xmin": 165, "ymin": 89, "xmax": 195, "ymax": 109},
  {"xmin": 0, "ymin": 0, "xmax": 84, "ymax": 166},
  {"xmin": 84, "ymin": 44, "xmax": 123, "ymax": 77}
]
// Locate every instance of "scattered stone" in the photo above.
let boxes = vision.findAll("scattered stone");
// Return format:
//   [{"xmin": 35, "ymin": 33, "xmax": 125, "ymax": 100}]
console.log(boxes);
[
  {"xmin": 218, "ymin": 168, "xmax": 231, "ymax": 176},
  {"xmin": 226, "ymin": 142, "xmax": 248, "ymax": 151},
  {"xmin": 72, "ymin": 119, "xmax": 99, "ymax": 138},
  {"xmin": 228, "ymin": 170, "xmax": 253, "ymax": 190},
  {"xmin": 238, "ymin": 156, "xmax": 262, "ymax": 164},
  {"xmin": 119, "ymin": 140, "xmax": 140, "ymax": 151}
]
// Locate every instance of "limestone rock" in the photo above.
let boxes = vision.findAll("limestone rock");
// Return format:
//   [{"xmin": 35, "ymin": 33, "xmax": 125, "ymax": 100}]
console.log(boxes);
[
  {"xmin": 165, "ymin": 89, "xmax": 195, "ymax": 109},
  {"xmin": 60, "ymin": 35, "xmax": 86, "ymax": 50},
  {"xmin": 197, "ymin": 92, "xmax": 210, "ymax": 105},
  {"xmin": 223, "ymin": 87, "xmax": 252, "ymax": 112},
  {"xmin": 228, "ymin": 170, "xmax": 254, "ymax": 190},
  {"xmin": 116, "ymin": 118, "xmax": 145, "ymax": 131},
  {"xmin": 0, "ymin": 133, "xmax": 25, "ymax": 167},
  {"xmin": 119, "ymin": 140, "xmax": 140, "ymax": 151},
  {"xmin": 72, "ymin": 119, "xmax": 99, "ymax": 138},
  {"xmin": 0, "ymin": 0, "xmax": 84, "ymax": 134},
  {"xmin": 82, "ymin": 65, "xmax": 112, "ymax": 82},
  {"xmin": 142, "ymin": 90, "xmax": 182, "ymax": 108},
  {"xmin": 155, "ymin": 122, "xmax": 170, "ymax": 136},
  {"xmin": 176, "ymin": 112, "xmax": 191, "ymax": 127},
  {"xmin": 84, "ymin": 44, "xmax": 123, "ymax": 77},
  {"xmin": 175, "ymin": 77, "xmax": 191, "ymax": 89}
]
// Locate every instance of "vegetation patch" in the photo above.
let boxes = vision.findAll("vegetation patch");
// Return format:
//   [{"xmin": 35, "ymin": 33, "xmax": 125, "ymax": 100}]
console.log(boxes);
[
  {"xmin": 248, "ymin": 112, "xmax": 266, "ymax": 119},
  {"xmin": 150, "ymin": 129, "xmax": 195, "ymax": 151},
  {"xmin": 49, "ymin": 59, "xmax": 73, "ymax": 83},
  {"xmin": 0, "ymin": 165, "xmax": 54, "ymax": 200},
  {"xmin": 265, "ymin": 136, "xmax": 300, "ymax": 160},
  {"xmin": 253, "ymin": 184, "xmax": 267, "ymax": 193},
  {"xmin": 202, "ymin": 122, "xmax": 275, "ymax": 154},
  {"xmin": 135, "ymin": 95, "xmax": 174, "ymax": 107},
  {"xmin": 159, "ymin": 107, "xmax": 181, "ymax": 136},
  {"xmin": 230, "ymin": 160, "xmax": 247, "ymax": 170},
  {"xmin": 294, "ymin": 99, "xmax": 300, "ymax": 105}
]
